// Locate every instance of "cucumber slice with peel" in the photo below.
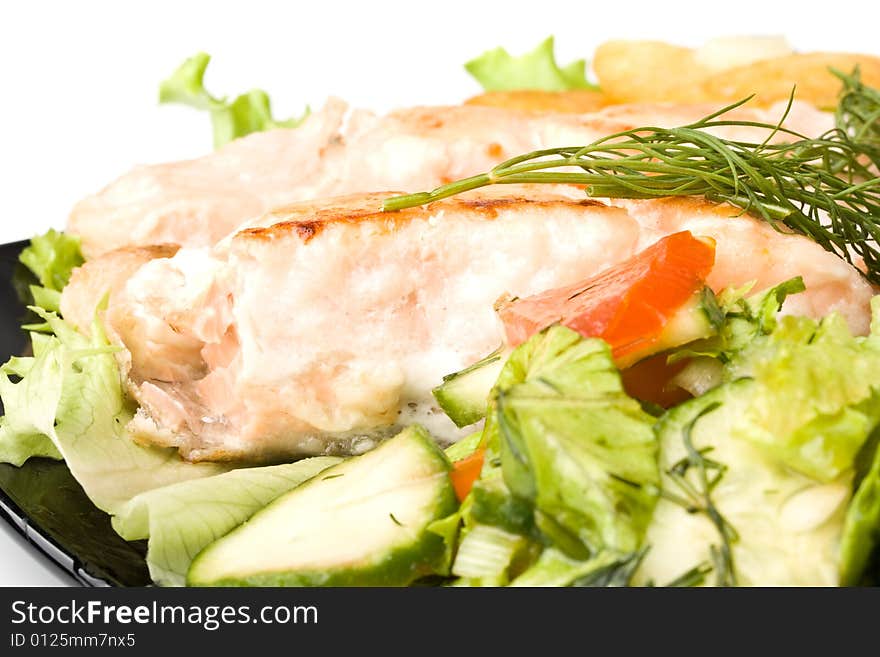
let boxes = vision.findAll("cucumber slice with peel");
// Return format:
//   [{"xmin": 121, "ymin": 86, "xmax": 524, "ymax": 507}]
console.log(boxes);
[
  {"xmin": 433, "ymin": 348, "xmax": 506, "ymax": 427},
  {"xmin": 187, "ymin": 425, "xmax": 458, "ymax": 587}
]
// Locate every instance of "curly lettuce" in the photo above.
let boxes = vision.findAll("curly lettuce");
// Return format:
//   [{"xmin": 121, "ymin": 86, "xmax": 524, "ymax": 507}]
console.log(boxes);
[
  {"xmin": 839, "ymin": 434, "xmax": 880, "ymax": 585},
  {"xmin": 640, "ymin": 300, "xmax": 880, "ymax": 586},
  {"xmin": 453, "ymin": 325, "xmax": 659, "ymax": 586},
  {"xmin": 159, "ymin": 53, "xmax": 310, "ymax": 148},
  {"xmin": 465, "ymin": 37, "xmax": 597, "ymax": 92},
  {"xmin": 16, "ymin": 229, "xmax": 84, "ymax": 313},
  {"xmin": 726, "ymin": 312, "xmax": 880, "ymax": 482}
]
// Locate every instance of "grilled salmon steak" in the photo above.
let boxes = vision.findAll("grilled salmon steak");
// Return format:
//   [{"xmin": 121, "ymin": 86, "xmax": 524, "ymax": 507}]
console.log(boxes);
[
  {"xmin": 60, "ymin": 188, "xmax": 874, "ymax": 461},
  {"xmin": 67, "ymin": 99, "xmax": 832, "ymax": 257}
]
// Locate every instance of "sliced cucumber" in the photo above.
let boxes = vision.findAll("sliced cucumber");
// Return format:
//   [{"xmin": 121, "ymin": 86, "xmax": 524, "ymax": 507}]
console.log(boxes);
[
  {"xmin": 433, "ymin": 347, "xmax": 505, "ymax": 428},
  {"xmin": 444, "ymin": 430, "xmax": 484, "ymax": 462},
  {"xmin": 187, "ymin": 426, "xmax": 458, "ymax": 587}
]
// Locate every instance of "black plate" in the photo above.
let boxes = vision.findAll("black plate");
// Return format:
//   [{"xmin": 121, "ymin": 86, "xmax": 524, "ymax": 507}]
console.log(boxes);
[{"xmin": 0, "ymin": 240, "xmax": 150, "ymax": 587}]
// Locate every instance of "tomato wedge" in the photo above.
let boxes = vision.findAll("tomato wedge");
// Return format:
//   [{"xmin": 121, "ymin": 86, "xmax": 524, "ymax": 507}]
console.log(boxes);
[
  {"xmin": 497, "ymin": 231, "xmax": 715, "ymax": 362},
  {"xmin": 450, "ymin": 448, "xmax": 485, "ymax": 502}
]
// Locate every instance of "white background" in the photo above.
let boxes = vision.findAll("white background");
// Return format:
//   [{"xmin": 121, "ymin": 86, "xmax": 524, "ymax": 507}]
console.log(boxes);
[{"xmin": 1, "ymin": 0, "xmax": 879, "ymax": 585}]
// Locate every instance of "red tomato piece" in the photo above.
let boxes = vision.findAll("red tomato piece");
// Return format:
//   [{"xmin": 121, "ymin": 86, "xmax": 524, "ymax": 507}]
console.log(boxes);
[
  {"xmin": 450, "ymin": 448, "xmax": 485, "ymax": 502},
  {"xmin": 497, "ymin": 231, "xmax": 715, "ymax": 361}
]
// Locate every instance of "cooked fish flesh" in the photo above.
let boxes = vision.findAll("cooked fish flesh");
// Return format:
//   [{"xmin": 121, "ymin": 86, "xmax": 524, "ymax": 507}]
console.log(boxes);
[
  {"xmin": 60, "ymin": 189, "xmax": 874, "ymax": 462},
  {"xmin": 67, "ymin": 99, "xmax": 833, "ymax": 257}
]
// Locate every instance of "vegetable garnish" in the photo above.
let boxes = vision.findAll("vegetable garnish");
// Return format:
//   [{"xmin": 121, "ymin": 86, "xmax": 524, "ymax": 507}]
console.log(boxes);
[
  {"xmin": 159, "ymin": 52, "xmax": 310, "ymax": 148},
  {"xmin": 384, "ymin": 77, "xmax": 880, "ymax": 284},
  {"xmin": 433, "ymin": 234, "xmax": 719, "ymax": 427},
  {"xmin": 17, "ymin": 229, "xmax": 84, "ymax": 313},
  {"xmin": 497, "ymin": 231, "xmax": 716, "ymax": 362},
  {"xmin": 664, "ymin": 562, "xmax": 714, "ymax": 588},
  {"xmin": 482, "ymin": 328, "xmax": 659, "ymax": 568},
  {"xmin": 450, "ymin": 448, "xmax": 485, "ymax": 502},
  {"xmin": 440, "ymin": 326, "xmax": 661, "ymax": 586},
  {"xmin": 839, "ymin": 419, "xmax": 880, "ymax": 585},
  {"xmin": 465, "ymin": 36, "xmax": 598, "ymax": 92},
  {"xmin": 637, "ymin": 299, "xmax": 880, "ymax": 586},
  {"xmin": 662, "ymin": 401, "xmax": 739, "ymax": 586},
  {"xmin": 834, "ymin": 68, "xmax": 880, "ymax": 154}
]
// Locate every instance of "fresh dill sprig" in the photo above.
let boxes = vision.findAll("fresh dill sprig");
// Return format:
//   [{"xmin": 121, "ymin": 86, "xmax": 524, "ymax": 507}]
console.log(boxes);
[
  {"xmin": 834, "ymin": 68, "xmax": 880, "ymax": 155},
  {"xmin": 661, "ymin": 402, "xmax": 739, "ymax": 587},
  {"xmin": 571, "ymin": 548, "xmax": 648, "ymax": 587},
  {"xmin": 664, "ymin": 561, "xmax": 713, "ymax": 587},
  {"xmin": 384, "ymin": 74, "xmax": 880, "ymax": 284}
]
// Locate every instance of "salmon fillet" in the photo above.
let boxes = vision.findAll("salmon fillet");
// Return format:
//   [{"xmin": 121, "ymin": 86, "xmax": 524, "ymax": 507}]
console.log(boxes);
[
  {"xmin": 60, "ymin": 189, "xmax": 874, "ymax": 462},
  {"xmin": 67, "ymin": 99, "xmax": 833, "ymax": 257}
]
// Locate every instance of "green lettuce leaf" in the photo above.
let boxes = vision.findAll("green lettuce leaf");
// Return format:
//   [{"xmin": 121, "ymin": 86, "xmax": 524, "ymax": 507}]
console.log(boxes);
[
  {"xmin": 511, "ymin": 547, "xmax": 645, "ymax": 587},
  {"xmin": 726, "ymin": 313, "xmax": 880, "ymax": 482},
  {"xmin": 639, "ymin": 301, "xmax": 880, "ymax": 586},
  {"xmin": 0, "ymin": 318, "xmax": 63, "ymax": 464},
  {"xmin": 443, "ymin": 430, "xmax": 483, "ymax": 462},
  {"xmin": 465, "ymin": 37, "xmax": 597, "ymax": 92},
  {"xmin": 18, "ymin": 229, "xmax": 83, "ymax": 292},
  {"xmin": 0, "ymin": 356, "xmax": 63, "ymax": 465},
  {"xmin": 845, "ymin": 298, "xmax": 880, "ymax": 583},
  {"xmin": 637, "ymin": 382, "xmax": 859, "ymax": 586},
  {"xmin": 0, "ymin": 307, "xmax": 228, "ymax": 515},
  {"xmin": 17, "ymin": 229, "xmax": 84, "ymax": 313},
  {"xmin": 839, "ymin": 432, "xmax": 880, "ymax": 585},
  {"xmin": 454, "ymin": 326, "xmax": 659, "ymax": 585},
  {"xmin": 494, "ymin": 327, "xmax": 659, "ymax": 558},
  {"xmin": 159, "ymin": 52, "xmax": 310, "ymax": 148},
  {"xmin": 113, "ymin": 457, "xmax": 340, "ymax": 586}
]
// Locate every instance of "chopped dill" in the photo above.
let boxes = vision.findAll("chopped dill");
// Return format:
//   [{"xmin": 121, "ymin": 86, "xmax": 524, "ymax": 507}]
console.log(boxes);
[{"xmin": 662, "ymin": 402, "xmax": 739, "ymax": 586}]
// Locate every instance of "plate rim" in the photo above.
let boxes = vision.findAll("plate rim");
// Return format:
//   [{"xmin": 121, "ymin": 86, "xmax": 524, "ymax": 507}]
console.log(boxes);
[
  {"xmin": 0, "ymin": 238, "xmax": 111, "ymax": 587},
  {"xmin": 0, "ymin": 482, "xmax": 108, "ymax": 587}
]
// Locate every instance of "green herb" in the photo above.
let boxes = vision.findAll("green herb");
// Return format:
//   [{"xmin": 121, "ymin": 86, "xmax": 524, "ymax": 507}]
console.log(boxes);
[
  {"xmin": 569, "ymin": 548, "xmax": 648, "ymax": 587},
  {"xmin": 384, "ymin": 79, "xmax": 880, "ymax": 284},
  {"xmin": 662, "ymin": 402, "xmax": 739, "ymax": 586},
  {"xmin": 159, "ymin": 53, "xmax": 310, "ymax": 148},
  {"xmin": 834, "ymin": 68, "xmax": 880, "ymax": 156},
  {"xmin": 322, "ymin": 473, "xmax": 344, "ymax": 481},
  {"xmin": 664, "ymin": 562, "xmax": 713, "ymax": 587},
  {"xmin": 389, "ymin": 513, "xmax": 404, "ymax": 527}
]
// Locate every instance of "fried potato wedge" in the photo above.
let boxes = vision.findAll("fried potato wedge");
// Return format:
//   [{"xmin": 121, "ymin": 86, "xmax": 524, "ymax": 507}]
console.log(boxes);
[
  {"xmin": 593, "ymin": 40, "xmax": 710, "ymax": 103},
  {"xmin": 694, "ymin": 36, "xmax": 794, "ymax": 73},
  {"xmin": 465, "ymin": 89, "xmax": 610, "ymax": 113},
  {"xmin": 594, "ymin": 39, "xmax": 880, "ymax": 109},
  {"xmin": 701, "ymin": 53, "xmax": 880, "ymax": 109}
]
